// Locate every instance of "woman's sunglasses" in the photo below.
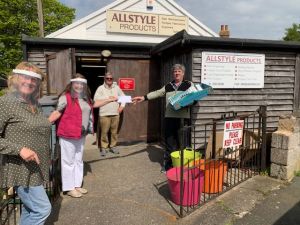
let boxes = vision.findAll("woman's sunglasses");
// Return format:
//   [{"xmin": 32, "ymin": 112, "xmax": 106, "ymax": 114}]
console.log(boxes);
[{"xmin": 105, "ymin": 77, "xmax": 113, "ymax": 81}]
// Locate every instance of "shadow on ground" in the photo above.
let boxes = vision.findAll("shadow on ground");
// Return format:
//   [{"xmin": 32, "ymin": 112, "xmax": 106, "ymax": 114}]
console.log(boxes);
[
  {"xmin": 84, "ymin": 143, "xmax": 165, "ymax": 173},
  {"xmin": 145, "ymin": 143, "xmax": 164, "ymax": 168},
  {"xmin": 45, "ymin": 196, "xmax": 63, "ymax": 225},
  {"xmin": 273, "ymin": 200, "xmax": 300, "ymax": 225}
]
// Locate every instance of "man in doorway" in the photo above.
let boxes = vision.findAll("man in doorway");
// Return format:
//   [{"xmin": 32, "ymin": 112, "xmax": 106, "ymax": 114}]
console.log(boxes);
[
  {"xmin": 133, "ymin": 64, "xmax": 193, "ymax": 173},
  {"xmin": 94, "ymin": 72, "xmax": 125, "ymax": 156}
]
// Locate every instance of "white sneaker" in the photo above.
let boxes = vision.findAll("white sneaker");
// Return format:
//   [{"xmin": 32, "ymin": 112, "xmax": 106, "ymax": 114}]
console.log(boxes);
[
  {"xmin": 101, "ymin": 149, "xmax": 108, "ymax": 157},
  {"xmin": 75, "ymin": 187, "xmax": 88, "ymax": 194},
  {"xmin": 110, "ymin": 147, "xmax": 119, "ymax": 154},
  {"xmin": 67, "ymin": 190, "xmax": 82, "ymax": 198}
]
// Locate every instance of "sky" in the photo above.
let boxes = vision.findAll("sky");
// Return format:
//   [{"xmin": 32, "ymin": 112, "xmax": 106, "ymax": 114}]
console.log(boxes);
[{"xmin": 58, "ymin": 0, "xmax": 300, "ymax": 40}]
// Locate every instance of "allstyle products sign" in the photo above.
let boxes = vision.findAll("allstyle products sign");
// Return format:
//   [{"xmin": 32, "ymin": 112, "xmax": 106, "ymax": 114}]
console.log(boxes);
[
  {"xmin": 223, "ymin": 120, "xmax": 244, "ymax": 148},
  {"xmin": 201, "ymin": 52, "xmax": 265, "ymax": 88},
  {"xmin": 106, "ymin": 10, "xmax": 188, "ymax": 36}
]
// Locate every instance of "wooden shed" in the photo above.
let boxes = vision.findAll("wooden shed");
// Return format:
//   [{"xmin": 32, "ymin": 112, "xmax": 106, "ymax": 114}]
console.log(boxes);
[
  {"xmin": 23, "ymin": 30, "xmax": 300, "ymax": 150},
  {"xmin": 151, "ymin": 30, "xmax": 300, "ymax": 148},
  {"xmin": 22, "ymin": 35, "xmax": 161, "ymax": 143},
  {"xmin": 22, "ymin": 0, "xmax": 220, "ymax": 144}
]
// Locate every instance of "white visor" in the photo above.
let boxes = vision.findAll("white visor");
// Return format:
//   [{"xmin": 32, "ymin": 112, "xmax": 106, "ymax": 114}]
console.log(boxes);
[
  {"xmin": 70, "ymin": 78, "xmax": 87, "ymax": 84},
  {"xmin": 13, "ymin": 69, "xmax": 42, "ymax": 80}
]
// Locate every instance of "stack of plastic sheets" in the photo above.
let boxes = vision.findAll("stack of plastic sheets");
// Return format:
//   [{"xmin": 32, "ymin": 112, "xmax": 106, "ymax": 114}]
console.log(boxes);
[{"xmin": 168, "ymin": 83, "xmax": 213, "ymax": 110}]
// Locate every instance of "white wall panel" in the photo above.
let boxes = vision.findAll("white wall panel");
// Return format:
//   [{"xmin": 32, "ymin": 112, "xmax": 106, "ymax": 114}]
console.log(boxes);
[{"xmin": 47, "ymin": 0, "xmax": 217, "ymax": 42}]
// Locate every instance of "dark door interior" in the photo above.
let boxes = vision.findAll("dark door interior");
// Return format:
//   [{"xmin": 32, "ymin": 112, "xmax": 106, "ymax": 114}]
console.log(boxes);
[{"xmin": 75, "ymin": 57, "xmax": 107, "ymax": 133}]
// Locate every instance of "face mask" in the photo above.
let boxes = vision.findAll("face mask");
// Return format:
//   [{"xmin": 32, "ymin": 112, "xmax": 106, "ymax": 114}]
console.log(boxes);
[
  {"xmin": 70, "ymin": 78, "xmax": 88, "ymax": 99},
  {"xmin": 10, "ymin": 70, "xmax": 42, "ymax": 105}
]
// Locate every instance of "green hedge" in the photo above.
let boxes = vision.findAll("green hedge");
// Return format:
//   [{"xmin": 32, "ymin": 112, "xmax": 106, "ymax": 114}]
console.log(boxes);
[{"xmin": 0, "ymin": 89, "xmax": 5, "ymax": 96}]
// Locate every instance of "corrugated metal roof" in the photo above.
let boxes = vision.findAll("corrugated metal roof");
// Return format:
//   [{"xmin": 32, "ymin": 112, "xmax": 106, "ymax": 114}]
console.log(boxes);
[
  {"xmin": 151, "ymin": 30, "xmax": 300, "ymax": 55},
  {"xmin": 22, "ymin": 31, "xmax": 300, "ymax": 57}
]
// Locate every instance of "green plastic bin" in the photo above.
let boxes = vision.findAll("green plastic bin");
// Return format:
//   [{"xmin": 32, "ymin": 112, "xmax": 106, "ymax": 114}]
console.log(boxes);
[{"xmin": 171, "ymin": 148, "xmax": 201, "ymax": 167}]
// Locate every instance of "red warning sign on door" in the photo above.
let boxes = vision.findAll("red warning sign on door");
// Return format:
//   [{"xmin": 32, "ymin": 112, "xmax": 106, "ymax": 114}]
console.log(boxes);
[{"xmin": 119, "ymin": 78, "xmax": 135, "ymax": 90}]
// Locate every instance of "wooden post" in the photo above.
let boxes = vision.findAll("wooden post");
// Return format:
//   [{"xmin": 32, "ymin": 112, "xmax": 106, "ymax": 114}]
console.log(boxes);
[
  {"xmin": 293, "ymin": 54, "xmax": 300, "ymax": 114},
  {"xmin": 37, "ymin": 0, "xmax": 44, "ymax": 37}
]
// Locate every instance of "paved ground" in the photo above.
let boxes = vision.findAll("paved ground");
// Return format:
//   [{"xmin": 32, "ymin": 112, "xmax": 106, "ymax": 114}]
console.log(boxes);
[{"xmin": 45, "ymin": 135, "xmax": 300, "ymax": 225}]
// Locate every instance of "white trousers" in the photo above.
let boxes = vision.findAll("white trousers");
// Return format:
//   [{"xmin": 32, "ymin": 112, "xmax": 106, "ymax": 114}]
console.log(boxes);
[{"xmin": 59, "ymin": 137, "xmax": 85, "ymax": 192}]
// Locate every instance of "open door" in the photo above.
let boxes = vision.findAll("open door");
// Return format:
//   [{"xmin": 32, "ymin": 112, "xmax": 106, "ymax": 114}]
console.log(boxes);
[
  {"xmin": 46, "ymin": 48, "xmax": 75, "ymax": 95},
  {"xmin": 107, "ymin": 59, "xmax": 160, "ymax": 143}
]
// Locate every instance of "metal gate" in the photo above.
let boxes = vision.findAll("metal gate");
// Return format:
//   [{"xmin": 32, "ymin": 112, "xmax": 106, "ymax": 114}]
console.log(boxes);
[
  {"xmin": 0, "ymin": 188, "xmax": 21, "ymax": 225},
  {"xmin": 168, "ymin": 106, "xmax": 267, "ymax": 217}
]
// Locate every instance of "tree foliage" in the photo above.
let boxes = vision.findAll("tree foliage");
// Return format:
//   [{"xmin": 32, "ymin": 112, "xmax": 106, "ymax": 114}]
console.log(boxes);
[
  {"xmin": 0, "ymin": 0, "xmax": 75, "ymax": 76},
  {"xmin": 283, "ymin": 23, "xmax": 300, "ymax": 41}
]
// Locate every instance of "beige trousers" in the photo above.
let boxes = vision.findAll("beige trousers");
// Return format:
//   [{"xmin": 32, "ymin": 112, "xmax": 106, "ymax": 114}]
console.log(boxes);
[{"xmin": 99, "ymin": 115, "xmax": 120, "ymax": 149}]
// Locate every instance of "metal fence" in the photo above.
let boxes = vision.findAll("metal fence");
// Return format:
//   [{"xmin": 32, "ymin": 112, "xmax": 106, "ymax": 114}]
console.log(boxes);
[
  {"xmin": 0, "ymin": 188, "xmax": 21, "ymax": 225},
  {"xmin": 166, "ymin": 106, "xmax": 267, "ymax": 217},
  {"xmin": 0, "ymin": 124, "xmax": 61, "ymax": 225},
  {"xmin": 1, "ymin": 106, "xmax": 268, "ymax": 221}
]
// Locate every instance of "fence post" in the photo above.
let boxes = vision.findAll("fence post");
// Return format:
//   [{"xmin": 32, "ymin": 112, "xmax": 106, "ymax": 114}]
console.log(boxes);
[
  {"xmin": 260, "ymin": 105, "xmax": 267, "ymax": 170},
  {"xmin": 178, "ymin": 119, "xmax": 185, "ymax": 217},
  {"xmin": 212, "ymin": 121, "xmax": 217, "ymax": 159}
]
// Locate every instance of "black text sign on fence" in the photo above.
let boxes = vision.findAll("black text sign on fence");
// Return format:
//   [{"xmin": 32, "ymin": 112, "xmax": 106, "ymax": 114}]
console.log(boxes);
[{"xmin": 223, "ymin": 120, "xmax": 244, "ymax": 148}]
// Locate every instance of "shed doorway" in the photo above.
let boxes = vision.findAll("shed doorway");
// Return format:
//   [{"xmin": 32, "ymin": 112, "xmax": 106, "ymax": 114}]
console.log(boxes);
[
  {"xmin": 75, "ymin": 56, "xmax": 107, "ymax": 136},
  {"xmin": 76, "ymin": 56, "xmax": 106, "ymax": 96},
  {"xmin": 46, "ymin": 49, "xmax": 161, "ymax": 143}
]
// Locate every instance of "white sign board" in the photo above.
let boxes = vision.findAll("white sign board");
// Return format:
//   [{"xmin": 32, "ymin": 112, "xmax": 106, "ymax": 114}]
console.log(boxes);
[
  {"xmin": 106, "ymin": 10, "xmax": 188, "ymax": 36},
  {"xmin": 223, "ymin": 120, "xmax": 244, "ymax": 148},
  {"xmin": 201, "ymin": 52, "xmax": 265, "ymax": 88}
]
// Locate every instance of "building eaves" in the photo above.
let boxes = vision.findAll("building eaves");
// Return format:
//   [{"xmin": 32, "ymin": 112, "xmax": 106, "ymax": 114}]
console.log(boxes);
[
  {"xmin": 22, "ymin": 35, "xmax": 155, "ymax": 50},
  {"xmin": 151, "ymin": 30, "xmax": 300, "ymax": 55}
]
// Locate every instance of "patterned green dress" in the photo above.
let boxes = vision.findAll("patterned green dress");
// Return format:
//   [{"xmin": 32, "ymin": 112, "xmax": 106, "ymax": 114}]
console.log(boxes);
[{"xmin": 0, "ymin": 94, "xmax": 51, "ymax": 188}]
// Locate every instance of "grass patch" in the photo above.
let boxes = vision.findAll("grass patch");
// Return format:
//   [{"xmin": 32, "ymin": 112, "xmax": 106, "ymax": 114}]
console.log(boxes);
[
  {"xmin": 294, "ymin": 171, "xmax": 300, "ymax": 177},
  {"xmin": 217, "ymin": 200, "xmax": 234, "ymax": 214},
  {"xmin": 260, "ymin": 167, "xmax": 270, "ymax": 176},
  {"xmin": 255, "ymin": 188, "xmax": 271, "ymax": 196},
  {"xmin": 224, "ymin": 220, "xmax": 235, "ymax": 225},
  {"xmin": 0, "ymin": 189, "xmax": 5, "ymax": 200}
]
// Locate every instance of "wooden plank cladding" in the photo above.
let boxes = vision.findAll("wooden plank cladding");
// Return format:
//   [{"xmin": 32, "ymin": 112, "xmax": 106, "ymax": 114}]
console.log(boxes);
[
  {"xmin": 27, "ymin": 48, "xmax": 59, "ymax": 73},
  {"xmin": 23, "ymin": 32, "xmax": 300, "ymax": 146},
  {"xmin": 191, "ymin": 50, "xmax": 298, "ymax": 147}
]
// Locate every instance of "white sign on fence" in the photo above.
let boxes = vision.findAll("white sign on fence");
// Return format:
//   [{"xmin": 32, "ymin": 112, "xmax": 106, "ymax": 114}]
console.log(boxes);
[
  {"xmin": 223, "ymin": 120, "xmax": 244, "ymax": 148},
  {"xmin": 201, "ymin": 52, "xmax": 265, "ymax": 89}
]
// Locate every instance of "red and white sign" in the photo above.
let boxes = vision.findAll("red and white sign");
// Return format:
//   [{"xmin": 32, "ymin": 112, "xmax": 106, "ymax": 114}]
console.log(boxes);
[
  {"xmin": 201, "ymin": 52, "xmax": 265, "ymax": 89},
  {"xmin": 223, "ymin": 120, "xmax": 244, "ymax": 148},
  {"xmin": 119, "ymin": 78, "xmax": 135, "ymax": 90}
]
